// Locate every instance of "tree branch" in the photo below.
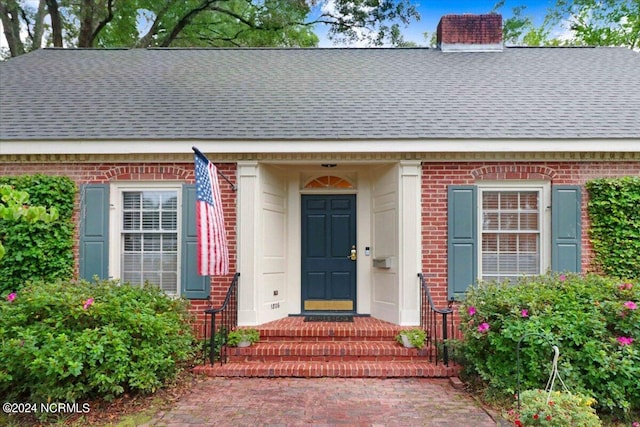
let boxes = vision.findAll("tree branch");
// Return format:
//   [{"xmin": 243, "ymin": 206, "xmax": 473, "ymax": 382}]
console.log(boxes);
[{"xmin": 91, "ymin": 0, "xmax": 115, "ymax": 44}]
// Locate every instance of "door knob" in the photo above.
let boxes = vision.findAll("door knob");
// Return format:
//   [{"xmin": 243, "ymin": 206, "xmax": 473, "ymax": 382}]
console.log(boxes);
[{"xmin": 348, "ymin": 245, "xmax": 357, "ymax": 261}]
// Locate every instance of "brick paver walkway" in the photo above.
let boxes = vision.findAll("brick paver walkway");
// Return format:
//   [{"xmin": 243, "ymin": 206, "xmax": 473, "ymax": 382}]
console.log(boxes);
[{"xmin": 144, "ymin": 377, "xmax": 498, "ymax": 426}]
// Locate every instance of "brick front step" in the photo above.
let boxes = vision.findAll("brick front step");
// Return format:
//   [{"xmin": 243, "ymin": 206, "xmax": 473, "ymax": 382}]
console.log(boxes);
[
  {"xmin": 196, "ymin": 317, "xmax": 458, "ymax": 378},
  {"xmin": 193, "ymin": 361, "xmax": 460, "ymax": 378},
  {"xmin": 256, "ymin": 317, "xmax": 400, "ymax": 342},
  {"xmin": 227, "ymin": 341, "xmax": 433, "ymax": 362}
]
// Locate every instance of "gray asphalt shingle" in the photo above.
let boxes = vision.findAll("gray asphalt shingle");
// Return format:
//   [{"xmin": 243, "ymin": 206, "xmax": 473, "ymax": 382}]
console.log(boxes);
[{"xmin": 1, "ymin": 47, "xmax": 639, "ymax": 141}]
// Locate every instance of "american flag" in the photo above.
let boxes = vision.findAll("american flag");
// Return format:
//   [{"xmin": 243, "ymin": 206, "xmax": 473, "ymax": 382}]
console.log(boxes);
[{"xmin": 193, "ymin": 148, "xmax": 229, "ymax": 276}]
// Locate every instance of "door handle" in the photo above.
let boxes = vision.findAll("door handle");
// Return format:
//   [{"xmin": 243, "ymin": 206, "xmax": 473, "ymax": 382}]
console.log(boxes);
[{"xmin": 347, "ymin": 245, "xmax": 357, "ymax": 261}]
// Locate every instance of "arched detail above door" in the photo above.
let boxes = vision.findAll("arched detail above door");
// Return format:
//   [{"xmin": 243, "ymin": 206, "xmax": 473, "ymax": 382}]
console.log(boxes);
[{"xmin": 303, "ymin": 175, "xmax": 355, "ymax": 189}]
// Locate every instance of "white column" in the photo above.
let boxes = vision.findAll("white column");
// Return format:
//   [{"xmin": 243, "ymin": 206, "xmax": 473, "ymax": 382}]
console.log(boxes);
[
  {"xmin": 237, "ymin": 161, "xmax": 259, "ymax": 325},
  {"xmin": 398, "ymin": 160, "xmax": 422, "ymax": 325}
]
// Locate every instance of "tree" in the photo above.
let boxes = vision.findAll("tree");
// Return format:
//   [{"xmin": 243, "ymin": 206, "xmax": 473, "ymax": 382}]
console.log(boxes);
[
  {"xmin": 497, "ymin": 0, "xmax": 639, "ymax": 49},
  {"xmin": 0, "ymin": 185, "xmax": 58, "ymax": 260},
  {"xmin": 0, "ymin": 0, "xmax": 420, "ymax": 58},
  {"xmin": 545, "ymin": 0, "xmax": 639, "ymax": 49}
]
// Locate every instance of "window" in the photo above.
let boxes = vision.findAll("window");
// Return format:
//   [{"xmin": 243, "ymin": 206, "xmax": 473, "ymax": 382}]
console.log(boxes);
[
  {"xmin": 480, "ymin": 190, "xmax": 540, "ymax": 282},
  {"xmin": 447, "ymin": 183, "xmax": 580, "ymax": 300},
  {"xmin": 478, "ymin": 184, "xmax": 550, "ymax": 283},
  {"xmin": 121, "ymin": 190, "xmax": 178, "ymax": 294},
  {"xmin": 82, "ymin": 183, "xmax": 210, "ymax": 299},
  {"xmin": 304, "ymin": 175, "xmax": 354, "ymax": 189}
]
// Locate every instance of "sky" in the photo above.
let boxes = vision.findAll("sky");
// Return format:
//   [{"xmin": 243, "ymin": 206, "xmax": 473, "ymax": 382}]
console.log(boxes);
[{"xmin": 315, "ymin": 0, "xmax": 558, "ymax": 47}]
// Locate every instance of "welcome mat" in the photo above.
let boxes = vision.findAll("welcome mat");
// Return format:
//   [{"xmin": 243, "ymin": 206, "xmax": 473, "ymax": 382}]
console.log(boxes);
[{"xmin": 304, "ymin": 315, "xmax": 354, "ymax": 322}]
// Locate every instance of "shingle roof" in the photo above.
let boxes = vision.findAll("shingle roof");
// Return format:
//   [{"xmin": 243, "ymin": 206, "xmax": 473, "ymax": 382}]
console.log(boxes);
[{"xmin": 1, "ymin": 47, "xmax": 639, "ymax": 141}]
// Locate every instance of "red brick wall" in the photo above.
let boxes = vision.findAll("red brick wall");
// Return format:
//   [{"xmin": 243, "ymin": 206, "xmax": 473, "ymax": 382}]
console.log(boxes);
[
  {"xmin": 421, "ymin": 161, "xmax": 640, "ymax": 311},
  {"xmin": 0, "ymin": 161, "xmax": 237, "ymax": 335}
]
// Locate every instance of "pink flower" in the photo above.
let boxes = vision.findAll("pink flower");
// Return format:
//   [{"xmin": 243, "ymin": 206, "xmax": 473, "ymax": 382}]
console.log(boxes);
[
  {"xmin": 6, "ymin": 292, "xmax": 16, "ymax": 302},
  {"xmin": 468, "ymin": 306, "xmax": 476, "ymax": 316},
  {"xmin": 617, "ymin": 336, "xmax": 634, "ymax": 346},
  {"xmin": 624, "ymin": 301, "xmax": 638, "ymax": 310},
  {"xmin": 631, "ymin": 422, "xmax": 639, "ymax": 427},
  {"xmin": 559, "ymin": 274, "xmax": 566, "ymax": 282},
  {"xmin": 478, "ymin": 322, "xmax": 490, "ymax": 333},
  {"xmin": 83, "ymin": 298, "xmax": 94, "ymax": 310},
  {"xmin": 619, "ymin": 283, "xmax": 633, "ymax": 290},
  {"xmin": 521, "ymin": 309, "xmax": 529, "ymax": 318}
]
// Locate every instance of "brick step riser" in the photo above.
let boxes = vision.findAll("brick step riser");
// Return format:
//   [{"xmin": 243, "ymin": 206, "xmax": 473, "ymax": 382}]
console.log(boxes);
[
  {"xmin": 258, "ymin": 335, "xmax": 399, "ymax": 342},
  {"xmin": 227, "ymin": 342, "xmax": 436, "ymax": 363},
  {"xmin": 228, "ymin": 355, "xmax": 431, "ymax": 362},
  {"xmin": 194, "ymin": 363, "xmax": 459, "ymax": 378}
]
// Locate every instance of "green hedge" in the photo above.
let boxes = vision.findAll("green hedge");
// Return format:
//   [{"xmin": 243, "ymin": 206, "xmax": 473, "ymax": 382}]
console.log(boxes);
[
  {"xmin": 0, "ymin": 280, "xmax": 196, "ymax": 406},
  {"xmin": 0, "ymin": 175, "xmax": 76, "ymax": 294},
  {"xmin": 587, "ymin": 176, "xmax": 640, "ymax": 280},
  {"xmin": 455, "ymin": 273, "xmax": 639, "ymax": 419}
]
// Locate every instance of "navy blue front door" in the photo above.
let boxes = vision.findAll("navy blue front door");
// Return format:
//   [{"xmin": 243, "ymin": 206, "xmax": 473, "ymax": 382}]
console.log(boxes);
[{"xmin": 301, "ymin": 195, "xmax": 357, "ymax": 312}]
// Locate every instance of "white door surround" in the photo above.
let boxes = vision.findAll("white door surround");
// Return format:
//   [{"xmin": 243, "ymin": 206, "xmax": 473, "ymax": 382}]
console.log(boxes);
[{"xmin": 236, "ymin": 160, "xmax": 422, "ymax": 326}]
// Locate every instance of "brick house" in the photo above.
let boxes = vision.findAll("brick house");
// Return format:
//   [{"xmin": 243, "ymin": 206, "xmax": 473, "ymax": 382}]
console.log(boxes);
[{"xmin": 1, "ymin": 14, "xmax": 639, "ymax": 331}]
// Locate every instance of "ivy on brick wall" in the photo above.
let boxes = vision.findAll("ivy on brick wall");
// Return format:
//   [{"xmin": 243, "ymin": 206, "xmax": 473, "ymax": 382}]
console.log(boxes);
[
  {"xmin": 586, "ymin": 176, "xmax": 640, "ymax": 280},
  {"xmin": 0, "ymin": 175, "xmax": 77, "ymax": 294}
]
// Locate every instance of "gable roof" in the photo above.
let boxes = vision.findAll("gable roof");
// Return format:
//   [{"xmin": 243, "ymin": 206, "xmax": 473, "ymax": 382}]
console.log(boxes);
[{"xmin": 1, "ymin": 47, "xmax": 639, "ymax": 143}]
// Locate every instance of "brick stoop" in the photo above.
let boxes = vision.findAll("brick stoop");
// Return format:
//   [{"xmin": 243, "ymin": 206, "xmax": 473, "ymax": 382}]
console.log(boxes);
[{"xmin": 193, "ymin": 316, "xmax": 460, "ymax": 378}]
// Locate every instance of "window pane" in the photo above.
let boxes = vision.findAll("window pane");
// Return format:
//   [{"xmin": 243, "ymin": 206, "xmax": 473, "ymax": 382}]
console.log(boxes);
[
  {"xmin": 482, "ymin": 254, "xmax": 498, "ymax": 273},
  {"xmin": 142, "ymin": 211, "xmax": 160, "ymax": 230},
  {"xmin": 143, "ymin": 192, "xmax": 160, "ymax": 209},
  {"xmin": 122, "ymin": 253, "xmax": 141, "ymax": 271},
  {"xmin": 143, "ymin": 253, "xmax": 161, "ymax": 271},
  {"xmin": 162, "ymin": 194, "xmax": 178, "ymax": 209},
  {"xmin": 483, "ymin": 212, "xmax": 499, "ymax": 230},
  {"xmin": 162, "ymin": 211, "xmax": 177, "ymax": 230},
  {"xmin": 519, "ymin": 233, "xmax": 538, "ymax": 252},
  {"xmin": 482, "ymin": 233, "xmax": 498, "ymax": 252},
  {"xmin": 482, "ymin": 192, "xmax": 499, "ymax": 209},
  {"xmin": 498, "ymin": 234, "xmax": 517, "ymax": 252},
  {"xmin": 520, "ymin": 213, "xmax": 538, "ymax": 230},
  {"xmin": 500, "ymin": 213, "xmax": 519, "ymax": 230},
  {"xmin": 520, "ymin": 192, "xmax": 538, "ymax": 210},
  {"xmin": 123, "ymin": 192, "xmax": 140, "ymax": 209},
  {"xmin": 500, "ymin": 192, "xmax": 518, "ymax": 209},
  {"xmin": 123, "ymin": 212, "xmax": 140, "ymax": 230},
  {"xmin": 124, "ymin": 234, "xmax": 141, "ymax": 251},
  {"xmin": 143, "ymin": 234, "xmax": 161, "ymax": 251}
]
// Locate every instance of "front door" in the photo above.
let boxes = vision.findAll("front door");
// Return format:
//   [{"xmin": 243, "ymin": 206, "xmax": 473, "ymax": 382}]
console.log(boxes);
[{"xmin": 301, "ymin": 195, "xmax": 357, "ymax": 312}]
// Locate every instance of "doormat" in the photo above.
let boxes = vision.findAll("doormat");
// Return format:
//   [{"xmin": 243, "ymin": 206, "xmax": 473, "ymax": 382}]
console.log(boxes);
[{"xmin": 304, "ymin": 315, "xmax": 354, "ymax": 322}]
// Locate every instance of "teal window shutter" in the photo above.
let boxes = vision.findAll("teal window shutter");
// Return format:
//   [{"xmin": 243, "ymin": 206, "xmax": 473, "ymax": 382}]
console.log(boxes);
[
  {"xmin": 79, "ymin": 184, "xmax": 109, "ymax": 281},
  {"xmin": 552, "ymin": 185, "xmax": 582, "ymax": 273},
  {"xmin": 447, "ymin": 186, "xmax": 477, "ymax": 300},
  {"xmin": 181, "ymin": 184, "xmax": 211, "ymax": 299}
]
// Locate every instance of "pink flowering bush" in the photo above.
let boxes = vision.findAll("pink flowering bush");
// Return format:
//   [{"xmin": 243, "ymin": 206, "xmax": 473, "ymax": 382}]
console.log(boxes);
[
  {"xmin": 0, "ymin": 279, "xmax": 195, "ymax": 407},
  {"xmin": 455, "ymin": 273, "xmax": 639, "ymax": 420}
]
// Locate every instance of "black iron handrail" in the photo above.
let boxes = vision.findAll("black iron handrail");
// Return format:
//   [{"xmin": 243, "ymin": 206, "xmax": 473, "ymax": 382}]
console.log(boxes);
[
  {"xmin": 203, "ymin": 272, "xmax": 239, "ymax": 365},
  {"xmin": 418, "ymin": 273, "xmax": 455, "ymax": 366}
]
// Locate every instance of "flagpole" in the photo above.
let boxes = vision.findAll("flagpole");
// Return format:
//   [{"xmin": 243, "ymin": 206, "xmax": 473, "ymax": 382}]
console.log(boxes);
[{"xmin": 192, "ymin": 146, "xmax": 237, "ymax": 191}]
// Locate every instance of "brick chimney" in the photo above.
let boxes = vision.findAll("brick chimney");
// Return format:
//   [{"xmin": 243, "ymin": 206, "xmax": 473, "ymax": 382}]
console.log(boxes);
[{"xmin": 437, "ymin": 14, "xmax": 503, "ymax": 52}]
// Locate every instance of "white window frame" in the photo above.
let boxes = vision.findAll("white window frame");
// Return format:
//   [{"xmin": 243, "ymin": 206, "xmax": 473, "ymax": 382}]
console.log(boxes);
[
  {"xmin": 477, "ymin": 181, "xmax": 551, "ymax": 282},
  {"xmin": 109, "ymin": 182, "xmax": 183, "ymax": 296}
]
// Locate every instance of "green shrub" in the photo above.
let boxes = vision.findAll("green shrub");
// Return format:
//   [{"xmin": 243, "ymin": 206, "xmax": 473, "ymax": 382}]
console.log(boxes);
[
  {"xmin": 587, "ymin": 176, "xmax": 640, "ymax": 280},
  {"xmin": 0, "ymin": 279, "xmax": 196, "ymax": 405},
  {"xmin": 0, "ymin": 175, "xmax": 76, "ymax": 294},
  {"xmin": 395, "ymin": 328, "xmax": 427, "ymax": 349},
  {"xmin": 226, "ymin": 328, "xmax": 260, "ymax": 346},
  {"xmin": 455, "ymin": 273, "xmax": 639, "ymax": 418},
  {"xmin": 506, "ymin": 389, "xmax": 601, "ymax": 427}
]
